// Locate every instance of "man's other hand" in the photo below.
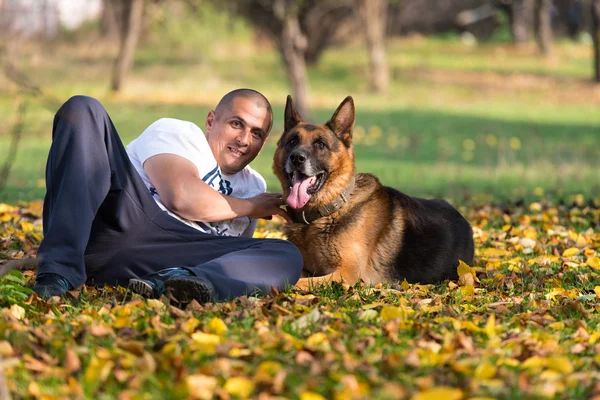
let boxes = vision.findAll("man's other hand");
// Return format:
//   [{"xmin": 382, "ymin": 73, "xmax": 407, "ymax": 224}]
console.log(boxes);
[{"xmin": 248, "ymin": 193, "xmax": 292, "ymax": 223}]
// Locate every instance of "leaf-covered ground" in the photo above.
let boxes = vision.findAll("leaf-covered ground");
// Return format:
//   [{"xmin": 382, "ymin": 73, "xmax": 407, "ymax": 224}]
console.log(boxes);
[{"xmin": 1, "ymin": 197, "xmax": 600, "ymax": 400}]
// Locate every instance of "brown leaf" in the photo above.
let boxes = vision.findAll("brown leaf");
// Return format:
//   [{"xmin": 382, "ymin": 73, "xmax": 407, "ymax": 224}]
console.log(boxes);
[
  {"xmin": 65, "ymin": 349, "xmax": 81, "ymax": 373},
  {"xmin": 168, "ymin": 304, "xmax": 190, "ymax": 318},
  {"xmin": 89, "ymin": 324, "xmax": 115, "ymax": 337},
  {"xmin": 186, "ymin": 299, "xmax": 204, "ymax": 311}
]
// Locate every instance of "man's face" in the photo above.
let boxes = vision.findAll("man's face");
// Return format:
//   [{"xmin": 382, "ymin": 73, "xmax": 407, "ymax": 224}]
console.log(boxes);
[{"xmin": 205, "ymin": 97, "xmax": 271, "ymax": 175}]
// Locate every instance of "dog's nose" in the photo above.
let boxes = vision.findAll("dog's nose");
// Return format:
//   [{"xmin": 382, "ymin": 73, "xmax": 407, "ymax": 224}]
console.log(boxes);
[{"xmin": 290, "ymin": 151, "xmax": 307, "ymax": 167}]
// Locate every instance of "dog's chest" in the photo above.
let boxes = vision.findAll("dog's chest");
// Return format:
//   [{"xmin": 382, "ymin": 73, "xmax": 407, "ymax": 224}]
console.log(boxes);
[{"xmin": 285, "ymin": 223, "xmax": 344, "ymax": 275}]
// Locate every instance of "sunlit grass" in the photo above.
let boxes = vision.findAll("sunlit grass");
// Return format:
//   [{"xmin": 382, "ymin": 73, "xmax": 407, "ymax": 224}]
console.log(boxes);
[{"xmin": 1, "ymin": 25, "xmax": 599, "ymax": 203}]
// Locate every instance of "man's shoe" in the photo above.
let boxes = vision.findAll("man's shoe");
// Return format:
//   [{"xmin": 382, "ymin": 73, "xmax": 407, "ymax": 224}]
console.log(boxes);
[
  {"xmin": 128, "ymin": 267, "xmax": 192, "ymax": 298},
  {"xmin": 164, "ymin": 276, "xmax": 215, "ymax": 304},
  {"xmin": 33, "ymin": 273, "xmax": 71, "ymax": 299}
]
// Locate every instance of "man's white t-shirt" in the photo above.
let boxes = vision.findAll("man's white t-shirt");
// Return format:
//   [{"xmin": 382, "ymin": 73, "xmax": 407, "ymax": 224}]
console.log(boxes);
[{"xmin": 126, "ymin": 118, "xmax": 267, "ymax": 237}]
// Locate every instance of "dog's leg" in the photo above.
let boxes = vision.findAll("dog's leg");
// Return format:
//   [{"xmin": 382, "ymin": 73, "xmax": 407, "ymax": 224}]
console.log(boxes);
[{"xmin": 295, "ymin": 271, "xmax": 359, "ymax": 290}]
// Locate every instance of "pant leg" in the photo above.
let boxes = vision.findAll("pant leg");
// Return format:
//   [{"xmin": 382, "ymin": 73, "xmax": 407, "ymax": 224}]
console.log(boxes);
[
  {"xmin": 88, "ymin": 208, "xmax": 304, "ymax": 299},
  {"xmin": 37, "ymin": 95, "xmax": 161, "ymax": 289},
  {"xmin": 187, "ymin": 239, "xmax": 303, "ymax": 301}
]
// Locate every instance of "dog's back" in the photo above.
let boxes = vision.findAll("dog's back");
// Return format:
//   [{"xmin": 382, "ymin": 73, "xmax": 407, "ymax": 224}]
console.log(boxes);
[{"xmin": 387, "ymin": 189, "xmax": 474, "ymax": 283}]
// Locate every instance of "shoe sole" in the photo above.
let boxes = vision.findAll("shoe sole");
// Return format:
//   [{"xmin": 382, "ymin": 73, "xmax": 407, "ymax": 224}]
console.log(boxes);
[
  {"xmin": 164, "ymin": 277, "xmax": 214, "ymax": 304},
  {"xmin": 128, "ymin": 279, "xmax": 155, "ymax": 298}
]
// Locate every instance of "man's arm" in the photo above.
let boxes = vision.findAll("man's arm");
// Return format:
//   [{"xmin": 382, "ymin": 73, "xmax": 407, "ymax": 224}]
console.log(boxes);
[{"xmin": 144, "ymin": 154, "xmax": 290, "ymax": 222}]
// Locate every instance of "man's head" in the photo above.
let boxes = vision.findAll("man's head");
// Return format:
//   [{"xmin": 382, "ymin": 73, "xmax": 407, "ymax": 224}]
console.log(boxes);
[{"xmin": 205, "ymin": 89, "xmax": 273, "ymax": 175}]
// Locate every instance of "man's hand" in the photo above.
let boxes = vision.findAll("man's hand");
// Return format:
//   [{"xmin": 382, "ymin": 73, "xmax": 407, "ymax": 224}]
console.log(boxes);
[{"xmin": 247, "ymin": 193, "xmax": 292, "ymax": 223}]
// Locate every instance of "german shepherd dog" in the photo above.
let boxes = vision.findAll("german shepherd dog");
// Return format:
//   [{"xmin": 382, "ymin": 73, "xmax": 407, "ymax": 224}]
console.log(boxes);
[{"xmin": 273, "ymin": 96, "xmax": 475, "ymax": 289}]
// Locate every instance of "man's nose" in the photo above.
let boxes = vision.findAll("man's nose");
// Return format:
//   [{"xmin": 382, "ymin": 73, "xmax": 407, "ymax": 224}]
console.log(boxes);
[{"xmin": 236, "ymin": 130, "xmax": 251, "ymax": 146}]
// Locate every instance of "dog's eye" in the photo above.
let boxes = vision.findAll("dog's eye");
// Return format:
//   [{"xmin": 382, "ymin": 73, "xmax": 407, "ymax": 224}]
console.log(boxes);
[
  {"xmin": 287, "ymin": 138, "xmax": 298, "ymax": 147},
  {"xmin": 314, "ymin": 140, "xmax": 327, "ymax": 150}
]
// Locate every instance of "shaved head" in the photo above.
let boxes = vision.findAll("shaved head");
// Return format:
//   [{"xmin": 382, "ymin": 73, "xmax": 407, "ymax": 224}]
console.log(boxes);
[{"xmin": 215, "ymin": 89, "xmax": 273, "ymax": 134}]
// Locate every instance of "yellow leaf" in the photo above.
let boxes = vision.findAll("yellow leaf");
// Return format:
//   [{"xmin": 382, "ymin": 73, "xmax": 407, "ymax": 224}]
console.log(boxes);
[
  {"xmin": 461, "ymin": 320, "xmax": 481, "ymax": 333},
  {"xmin": 412, "ymin": 387, "xmax": 463, "ymax": 400},
  {"xmin": 224, "ymin": 377, "xmax": 254, "ymax": 398},
  {"xmin": 186, "ymin": 374, "xmax": 217, "ymax": 400},
  {"xmin": 474, "ymin": 362, "xmax": 497, "ymax": 380},
  {"xmin": 191, "ymin": 332, "xmax": 220, "ymax": 355},
  {"xmin": 484, "ymin": 314, "xmax": 496, "ymax": 339},
  {"xmin": 362, "ymin": 302, "xmax": 385, "ymax": 310},
  {"xmin": 547, "ymin": 356, "xmax": 573, "ymax": 374},
  {"xmin": 20, "ymin": 221, "xmax": 34, "ymax": 234},
  {"xmin": 587, "ymin": 258, "xmax": 600, "ymax": 270},
  {"xmin": 255, "ymin": 361, "xmax": 282, "ymax": 383},
  {"xmin": 0, "ymin": 341, "xmax": 14, "ymax": 357},
  {"xmin": 146, "ymin": 299, "xmax": 165, "ymax": 310},
  {"xmin": 521, "ymin": 356, "xmax": 546, "ymax": 370},
  {"xmin": 481, "ymin": 248, "xmax": 509, "ymax": 258},
  {"xmin": 548, "ymin": 321, "xmax": 565, "ymax": 331},
  {"xmin": 457, "ymin": 260, "xmax": 475, "ymax": 278},
  {"xmin": 9, "ymin": 304, "xmax": 25, "ymax": 320},
  {"xmin": 359, "ymin": 309, "xmax": 379, "ymax": 321},
  {"xmin": 381, "ymin": 306, "xmax": 414, "ymax": 322},
  {"xmin": 300, "ymin": 392, "xmax": 326, "ymax": 400},
  {"xmin": 229, "ymin": 347, "xmax": 251, "ymax": 358},
  {"xmin": 28, "ymin": 381, "xmax": 40, "ymax": 397},
  {"xmin": 460, "ymin": 285, "xmax": 474, "ymax": 296},
  {"xmin": 207, "ymin": 317, "xmax": 228, "ymax": 336},
  {"xmin": 400, "ymin": 279, "xmax": 410, "ymax": 290},
  {"xmin": 562, "ymin": 247, "xmax": 579, "ymax": 257},
  {"xmin": 306, "ymin": 332, "xmax": 330, "ymax": 352},
  {"xmin": 182, "ymin": 318, "xmax": 200, "ymax": 334}
]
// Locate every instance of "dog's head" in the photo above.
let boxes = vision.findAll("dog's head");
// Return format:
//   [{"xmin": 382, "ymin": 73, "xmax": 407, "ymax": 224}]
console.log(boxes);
[{"xmin": 273, "ymin": 95, "xmax": 356, "ymax": 210}]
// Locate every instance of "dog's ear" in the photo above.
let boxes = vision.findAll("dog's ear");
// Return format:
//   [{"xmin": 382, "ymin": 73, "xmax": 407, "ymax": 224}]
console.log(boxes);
[
  {"xmin": 327, "ymin": 96, "xmax": 355, "ymax": 147},
  {"xmin": 284, "ymin": 95, "xmax": 303, "ymax": 132}
]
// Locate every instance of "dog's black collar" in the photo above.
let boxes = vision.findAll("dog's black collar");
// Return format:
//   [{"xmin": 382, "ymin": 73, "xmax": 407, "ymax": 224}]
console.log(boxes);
[{"xmin": 287, "ymin": 176, "xmax": 356, "ymax": 224}]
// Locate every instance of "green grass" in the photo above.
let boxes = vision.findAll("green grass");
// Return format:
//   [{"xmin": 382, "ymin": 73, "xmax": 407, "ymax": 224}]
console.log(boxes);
[{"xmin": 1, "ymin": 12, "xmax": 599, "ymax": 204}]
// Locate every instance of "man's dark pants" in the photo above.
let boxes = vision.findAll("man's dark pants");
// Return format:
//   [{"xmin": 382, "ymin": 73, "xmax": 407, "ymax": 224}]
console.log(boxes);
[{"xmin": 36, "ymin": 96, "xmax": 303, "ymax": 300}]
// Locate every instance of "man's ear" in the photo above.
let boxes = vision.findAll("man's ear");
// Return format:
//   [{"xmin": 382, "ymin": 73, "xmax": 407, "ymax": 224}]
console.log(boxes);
[
  {"xmin": 205, "ymin": 110, "xmax": 216, "ymax": 135},
  {"xmin": 284, "ymin": 95, "xmax": 303, "ymax": 133},
  {"xmin": 327, "ymin": 96, "xmax": 355, "ymax": 147}
]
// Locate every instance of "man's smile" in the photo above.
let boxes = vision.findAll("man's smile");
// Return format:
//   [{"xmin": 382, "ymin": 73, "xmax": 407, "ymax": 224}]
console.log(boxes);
[{"xmin": 227, "ymin": 146, "xmax": 246, "ymax": 157}]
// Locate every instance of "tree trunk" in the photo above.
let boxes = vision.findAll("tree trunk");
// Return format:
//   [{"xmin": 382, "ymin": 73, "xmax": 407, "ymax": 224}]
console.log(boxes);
[
  {"xmin": 536, "ymin": 0, "xmax": 552, "ymax": 55},
  {"xmin": 357, "ymin": 0, "xmax": 389, "ymax": 93},
  {"xmin": 593, "ymin": 0, "xmax": 600, "ymax": 82},
  {"xmin": 275, "ymin": 0, "xmax": 310, "ymax": 119},
  {"xmin": 100, "ymin": 0, "xmax": 120, "ymax": 39},
  {"xmin": 511, "ymin": 0, "xmax": 535, "ymax": 45},
  {"xmin": 111, "ymin": 0, "xmax": 144, "ymax": 92}
]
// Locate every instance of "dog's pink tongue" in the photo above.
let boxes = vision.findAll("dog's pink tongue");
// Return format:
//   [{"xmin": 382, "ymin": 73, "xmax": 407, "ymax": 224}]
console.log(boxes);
[{"xmin": 287, "ymin": 175, "xmax": 316, "ymax": 209}]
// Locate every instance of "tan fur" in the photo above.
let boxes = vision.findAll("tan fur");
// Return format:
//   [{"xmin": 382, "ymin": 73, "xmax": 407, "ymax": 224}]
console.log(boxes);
[{"xmin": 282, "ymin": 174, "xmax": 404, "ymax": 287}]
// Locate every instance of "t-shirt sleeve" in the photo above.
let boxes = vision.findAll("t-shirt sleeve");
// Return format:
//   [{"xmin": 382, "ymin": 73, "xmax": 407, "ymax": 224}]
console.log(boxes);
[{"xmin": 133, "ymin": 118, "xmax": 213, "ymax": 176}]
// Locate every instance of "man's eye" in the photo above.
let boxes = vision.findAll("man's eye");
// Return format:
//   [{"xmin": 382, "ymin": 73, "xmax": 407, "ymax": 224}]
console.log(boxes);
[
  {"xmin": 231, "ymin": 121, "xmax": 242, "ymax": 128},
  {"xmin": 252, "ymin": 131, "xmax": 262, "ymax": 140}
]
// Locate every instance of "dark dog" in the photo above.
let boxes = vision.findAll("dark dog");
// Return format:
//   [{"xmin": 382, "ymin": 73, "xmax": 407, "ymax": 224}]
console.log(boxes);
[{"xmin": 273, "ymin": 95, "xmax": 474, "ymax": 289}]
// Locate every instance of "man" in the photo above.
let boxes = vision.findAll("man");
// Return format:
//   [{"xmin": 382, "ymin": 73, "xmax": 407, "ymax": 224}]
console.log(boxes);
[{"xmin": 33, "ymin": 89, "xmax": 303, "ymax": 303}]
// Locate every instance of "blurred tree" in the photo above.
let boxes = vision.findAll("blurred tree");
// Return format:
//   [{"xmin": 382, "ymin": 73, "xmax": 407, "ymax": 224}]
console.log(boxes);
[
  {"xmin": 593, "ymin": 0, "xmax": 600, "ymax": 81},
  {"xmin": 100, "ymin": 0, "xmax": 121, "ymax": 39},
  {"xmin": 218, "ymin": 0, "xmax": 357, "ymax": 118},
  {"xmin": 535, "ymin": 0, "xmax": 553, "ymax": 55},
  {"xmin": 511, "ymin": 0, "xmax": 535, "ymax": 44},
  {"xmin": 356, "ymin": 0, "xmax": 389, "ymax": 93},
  {"xmin": 110, "ymin": 0, "xmax": 145, "ymax": 92},
  {"xmin": 273, "ymin": 0, "xmax": 310, "ymax": 118}
]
